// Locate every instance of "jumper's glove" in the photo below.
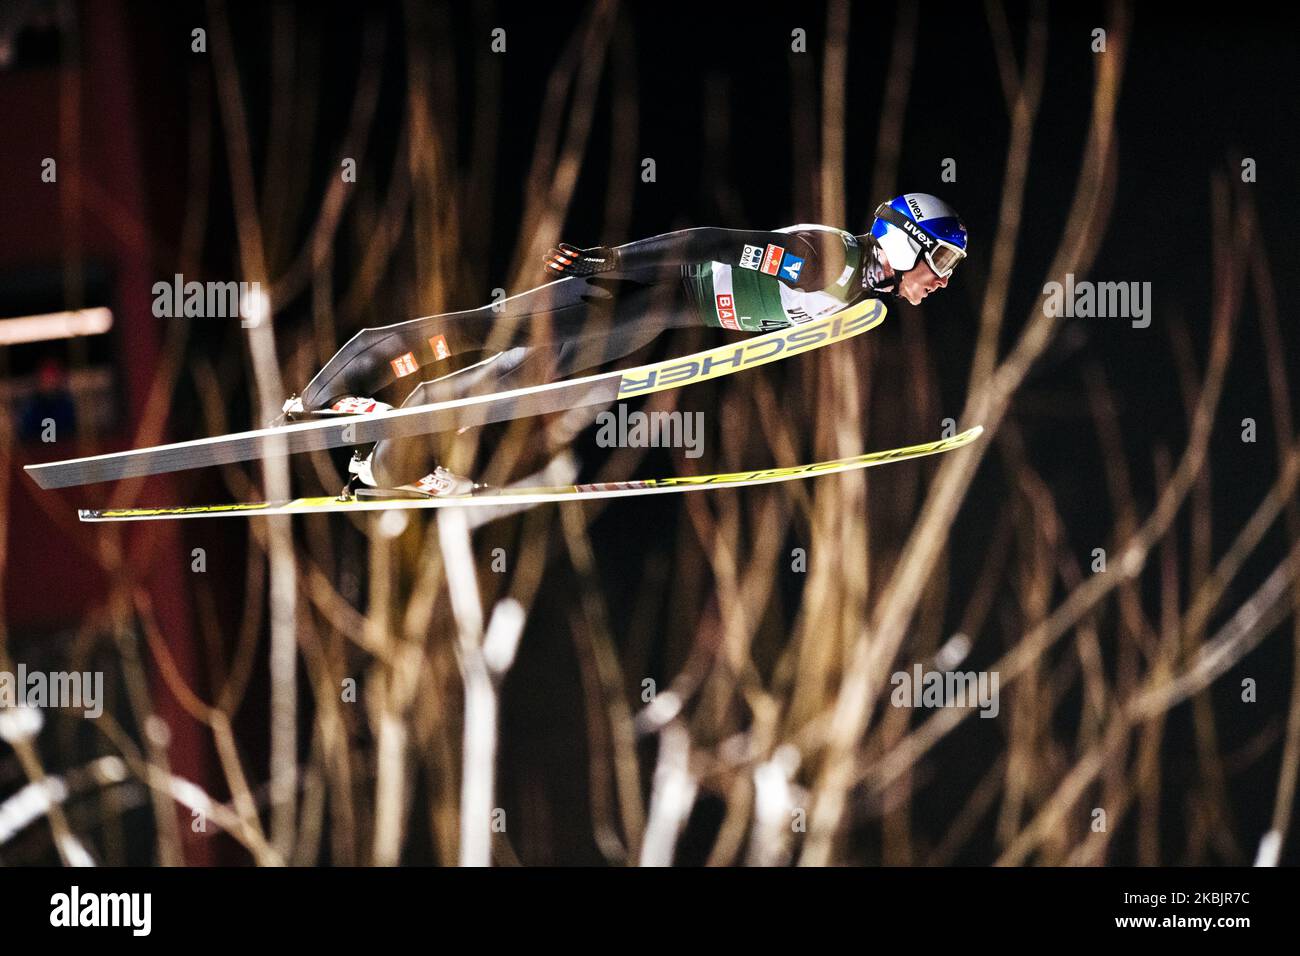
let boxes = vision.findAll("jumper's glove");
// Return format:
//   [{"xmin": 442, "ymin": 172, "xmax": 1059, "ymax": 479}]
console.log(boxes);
[{"xmin": 544, "ymin": 242, "xmax": 619, "ymax": 278}]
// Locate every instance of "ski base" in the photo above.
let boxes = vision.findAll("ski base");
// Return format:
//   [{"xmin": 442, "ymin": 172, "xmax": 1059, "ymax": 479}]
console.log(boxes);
[{"xmin": 78, "ymin": 426, "xmax": 983, "ymax": 522}]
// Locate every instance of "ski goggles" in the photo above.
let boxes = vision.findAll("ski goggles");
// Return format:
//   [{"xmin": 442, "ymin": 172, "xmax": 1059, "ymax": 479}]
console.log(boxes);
[{"xmin": 874, "ymin": 204, "xmax": 966, "ymax": 278}]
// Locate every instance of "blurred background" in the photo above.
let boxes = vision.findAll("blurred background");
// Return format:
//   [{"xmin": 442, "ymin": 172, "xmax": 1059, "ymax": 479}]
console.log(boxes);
[{"xmin": 1, "ymin": 0, "xmax": 1298, "ymax": 865}]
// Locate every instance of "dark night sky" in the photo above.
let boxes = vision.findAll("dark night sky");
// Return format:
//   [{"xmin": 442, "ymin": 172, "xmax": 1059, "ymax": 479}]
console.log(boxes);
[
  {"xmin": 6, "ymin": 1, "xmax": 1296, "ymax": 864},
  {"xmin": 130, "ymin": 1, "xmax": 1298, "ymax": 863}
]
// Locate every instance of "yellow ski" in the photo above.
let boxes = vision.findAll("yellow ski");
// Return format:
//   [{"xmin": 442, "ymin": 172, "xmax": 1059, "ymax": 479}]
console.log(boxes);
[{"xmin": 79, "ymin": 426, "xmax": 982, "ymax": 522}]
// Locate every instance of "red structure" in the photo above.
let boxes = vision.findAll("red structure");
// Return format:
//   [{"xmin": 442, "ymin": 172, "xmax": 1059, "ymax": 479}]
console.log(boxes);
[{"xmin": 1, "ymin": 3, "xmax": 213, "ymax": 864}]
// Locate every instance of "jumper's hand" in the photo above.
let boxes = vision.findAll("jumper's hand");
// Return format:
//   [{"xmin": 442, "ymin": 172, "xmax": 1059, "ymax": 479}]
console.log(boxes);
[{"xmin": 544, "ymin": 242, "xmax": 619, "ymax": 278}]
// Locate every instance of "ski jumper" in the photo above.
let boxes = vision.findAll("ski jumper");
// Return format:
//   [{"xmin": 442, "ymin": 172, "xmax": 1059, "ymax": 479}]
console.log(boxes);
[{"xmin": 298, "ymin": 225, "xmax": 889, "ymax": 486}]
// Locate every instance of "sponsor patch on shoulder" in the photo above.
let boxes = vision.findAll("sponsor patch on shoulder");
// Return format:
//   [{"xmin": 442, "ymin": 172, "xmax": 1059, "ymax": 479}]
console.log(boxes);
[
  {"xmin": 428, "ymin": 334, "xmax": 451, "ymax": 360},
  {"xmin": 760, "ymin": 244, "xmax": 785, "ymax": 276},
  {"xmin": 715, "ymin": 293, "xmax": 741, "ymax": 330},
  {"xmin": 739, "ymin": 244, "xmax": 764, "ymax": 271},
  {"xmin": 390, "ymin": 352, "xmax": 419, "ymax": 378}
]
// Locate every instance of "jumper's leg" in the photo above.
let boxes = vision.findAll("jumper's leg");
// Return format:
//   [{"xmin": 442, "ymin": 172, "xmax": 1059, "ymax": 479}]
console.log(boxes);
[
  {"xmin": 366, "ymin": 346, "xmax": 553, "ymax": 489},
  {"xmin": 337, "ymin": 277, "xmax": 697, "ymax": 488},
  {"xmin": 364, "ymin": 315, "xmax": 676, "ymax": 489},
  {"xmin": 298, "ymin": 276, "xmax": 643, "ymax": 411}
]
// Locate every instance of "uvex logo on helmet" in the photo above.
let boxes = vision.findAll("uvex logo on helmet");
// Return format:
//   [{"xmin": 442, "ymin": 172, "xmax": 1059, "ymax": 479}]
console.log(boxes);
[{"xmin": 897, "ymin": 217, "xmax": 936, "ymax": 250}]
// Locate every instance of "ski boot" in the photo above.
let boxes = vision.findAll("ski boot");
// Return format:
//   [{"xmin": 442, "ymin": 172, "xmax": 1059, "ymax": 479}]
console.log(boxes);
[
  {"xmin": 278, "ymin": 394, "xmax": 494, "ymax": 501},
  {"xmin": 279, "ymin": 394, "xmax": 392, "ymax": 421},
  {"xmin": 345, "ymin": 449, "xmax": 496, "ymax": 501}
]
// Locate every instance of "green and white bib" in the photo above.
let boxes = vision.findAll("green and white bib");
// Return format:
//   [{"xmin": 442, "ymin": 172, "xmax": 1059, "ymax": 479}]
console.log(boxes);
[{"xmin": 683, "ymin": 224, "xmax": 862, "ymax": 332}]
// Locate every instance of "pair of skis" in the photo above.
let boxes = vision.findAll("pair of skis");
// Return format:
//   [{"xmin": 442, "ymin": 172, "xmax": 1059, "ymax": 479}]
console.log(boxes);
[{"xmin": 24, "ymin": 297, "xmax": 981, "ymax": 521}]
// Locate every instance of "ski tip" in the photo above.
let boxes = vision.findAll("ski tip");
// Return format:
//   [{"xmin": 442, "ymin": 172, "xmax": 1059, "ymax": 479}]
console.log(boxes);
[{"xmin": 22, "ymin": 463, "xmax": 54, "ymax": 489}]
